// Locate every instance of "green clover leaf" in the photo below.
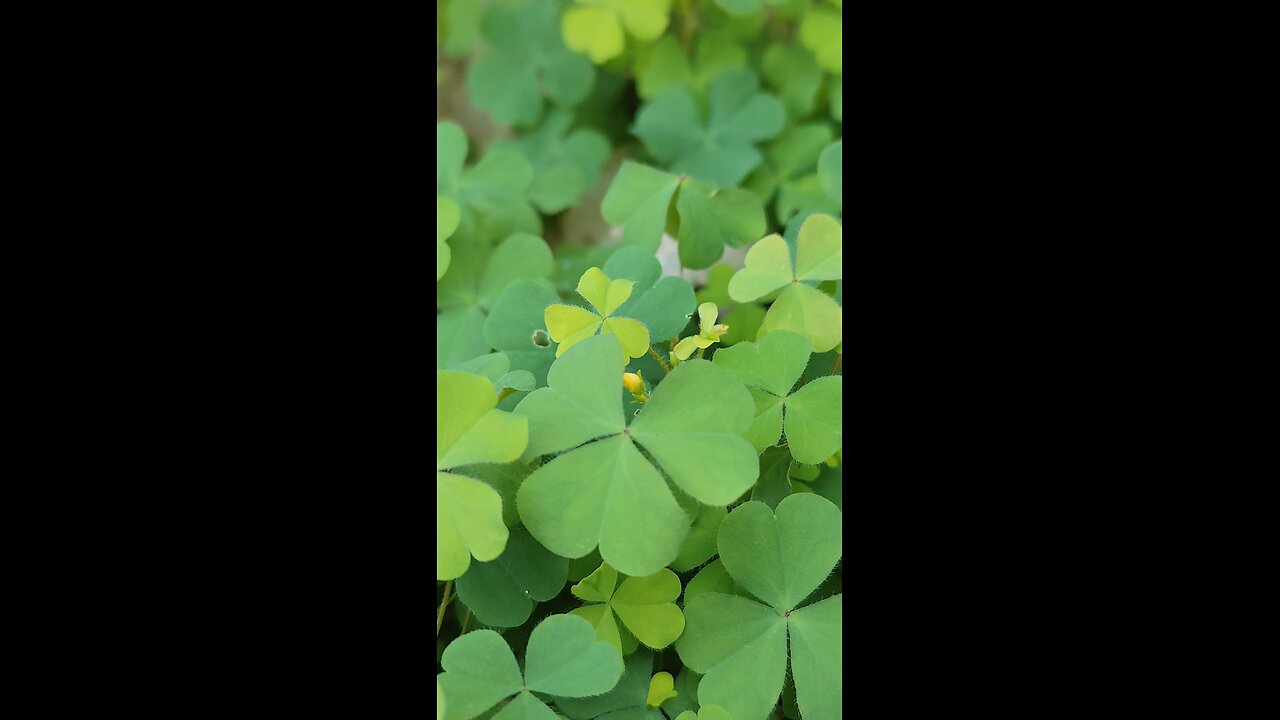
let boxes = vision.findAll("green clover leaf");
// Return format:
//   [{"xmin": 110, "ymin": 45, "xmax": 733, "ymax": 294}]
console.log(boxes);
[
  {"xmin": 674, "ymin": 708, "xmax": 731, "ymax": 720},
  {"xmin": 438, "ymin": 231, "xmax": 556, "ymax": 370},
  {"xmin": 670, "ymin": 505, "xmax": 727, "ymax": 572},
  {"xmin": 439, "ymin": 197, "xmax": 460, "ymax": 281},
  {"xmin": 492, "ymin": 111, "xmax": 611, "ymax": 214},
  {"xmin": 455, "ymin": 526, "xmax": 569, "ymax": 628},
  {"xmin": 727, "ymin": 214, "xmax": 842, "ymax": 352},
  {"xmin": 635, "ymin": 34, "xmax": 746, "ymax": 101},
  {"xmin": 744, "ymin": 123, "xmax": 841, "ymax": 225},
  {"xmin": 762, "ymin": 44, "xmax": 823, "ymax": 119},
  {"xmin": 562, "ymin": 0, "xmax": 672, "ymax": 64},
  {"xmin": 684, "ymin": 559, "xmax": 750, "ymax": 605},
  {"xmin": 468, "ymin": 1, "xmax": 596, "ymax": 128},
  {"xmin": 437, "ymin": 121, "xmax": 542, "ymax": 246},
  {"xmin": 602, "ymin": 162, "xmax": 766, "ymax": 269},
  {"xmin": 514, "ymin": 334, "xmax": 757, "ymax": 576},
  {"xmin": 818, "ymin": 140, "xmax": 841, "ymax": 204},
  {"xmin": 800, "ymin": 6, "xmax": 842, "ymax": 74},
  {"xmin": 632, "ymin": 71, "xmax": 785, "ymax": 186},
  {"xmin": 673, "ymin": 303, "xmax": 730, "ymax": 361},
  {"xmin": 437, "ymin": 614, "xmax": 623, "ymax": 720},
  {"xmin": 676, "ymin": 494, "xmax": 843, "ymax": 720},
  {"xmin": 437, "ymin": 370, "xmax": 529, "ymax": 580},
  {"xmin": 714, "ymin": 0, "xmax": 790, "ymax": 15},
  {"xmin": 483, "ymin": 279, "xmax": 562, "ymax": 391},
  {"xmin": 441, "ymin": 0, "xmax": 483, "ymax": 58},
  {"xmin": 556, "ymin": 649, "xmax": 667, "ymax": 720},
  {"xmin": 569, "ymin": 561, "xmax": 685, "ymax": 652},
  {"xmin": 713, "ymin": 330, "xmax": 843, "ymax": 462},
  {"xmin": 601, "ymin": 246, "xmax": 698, "ymax": 341}
]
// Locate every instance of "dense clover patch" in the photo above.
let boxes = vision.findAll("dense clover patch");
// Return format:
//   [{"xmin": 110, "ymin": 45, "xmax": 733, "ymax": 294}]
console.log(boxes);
[{"xmin": 438, "ymin": 2, "xmax": 842, "ymax": 718}]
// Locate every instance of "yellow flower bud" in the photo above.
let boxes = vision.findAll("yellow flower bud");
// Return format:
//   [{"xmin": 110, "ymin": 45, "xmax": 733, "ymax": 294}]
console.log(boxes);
[{"xmin": 623, "ymin": 372, "xmax": 645, "ymax": 394}]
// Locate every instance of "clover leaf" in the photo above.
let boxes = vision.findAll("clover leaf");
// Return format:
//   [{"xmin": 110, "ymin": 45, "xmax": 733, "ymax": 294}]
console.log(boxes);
[
  {"xmin": 569, "ymin": 561, "xmax": 685, "ymax": 653},
  {"xmin": 818, "ymin": 140, "xmax": 841, "ymax": 204},
  {"xmin": 632, "ymin": 70, "xmax": 785, "ymax": 186},
  {"xmin": 555, "ymin": 649, "xmax": 667, "ymax": 720},
  {"xmin": 439, "ymin": 197, "xmax": 460, "ymax": 281},
  {"xmin": 455, "ymin": 526, "xmax": 569, "ymax": 628},
  {"xmin": 800, "ymin": 6, "xmax": 842, "ymax": 74},
  {"xmin": 441, "ymin": 0, "xmax": 483, "ymax": 58},
  {"xmin": 546, "ymin": 267, "xmax": 652, "ymax": 361},
  {"xmin": 712, "ymin": 330, "xmax": 843, "ymax": 462},
  {"xmin": 762, "ymin": 44, "xmax": 823, "ymax": 119},
  {"xmin": 514, "ymin": 334, "xmax": 757, "ymax": 576},
  {"xmin": 562, "ymin": 0, "xmax": 672, "ymax": 64},
  {"xmin": 727, "ymin": 214, "xmax": 842, "ymax": 352},
  {"xmin": 673, "ymin": 302, "xmax": 730, "ymax": 361},
  {"xmin": 674, "ymin": 708, "xmax": 731, "ymax": 720},
  {"xmin": 491, "ymin": 111, "xmax": 611, "ymax": 214},
  {"xmin": 437, "ymin": 614, "xmax": 623, "ymax": 720},
  {"xmin": 438, "ymin": 231, "xmax": 556, "ymax": 370},
  {"xmin": 437, "ymin": 370, "xmax": 529, "ymax": 580},
  {"xmin": 635, "ymin": 34, "xmax": 745, "ymax": 101},
  {"xmin": 468, "ymin": 0, "xmax": 596, "ymax": 128},
  {"xmin": 483, "ymin": 279, "xmax": 562, "ymax": 391},
  {"xmin": 602, "ymin": 162, "xmax": 765, "ymax": 269},
  {"xmin": 744, "ymin": 123, "xmax": 841, "ymax": 225},
  {"xmin": 437, "ymin": 121, "xmax": 541, "ymax": 246},
  {"xmin": 714, "ymin": 0, "xmax": 790, "ymax": 16},
  {"xmin": 676, "ymin": 494, "xmax": 843, "ymax": 720},
  {"xmin": 695, "ymin": 264, "xmax": 766, "ymax": 347}
]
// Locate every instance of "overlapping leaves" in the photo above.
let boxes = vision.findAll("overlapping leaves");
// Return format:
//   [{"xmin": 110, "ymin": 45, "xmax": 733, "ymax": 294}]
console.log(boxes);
[
  {"xmin": 514, "ymin": 334, "xmax": 758, "ymax": 576},
  {"xmin": 437, "ymin": 614, "xmax": 623, "ymax": 720},
  {"xmin": 602, "ymin": 161, "xmax": 765, "ymax": 269},
  {"xmin": 677, "ymin": 494, "xmax": 843, "ymax": 720},
  {"xmin": 562, "ymin": 0, "xmax": 672, "ymax": 64},
  {"xmin": 728, "ymin": 213, "xmax": 843, "ymax": 352},
  {"xmin": 713, "ymin": 330, "xmax": 842, "ymax": 462},
  {"xmin": 633, "ymin": 70, "xmax": 785, "ymax": 186},
  {"xmin": 468, "ymin": 0, "xmax": 596, "ymax": 128},
  {"xmin": 437, "ymin": 370, "xmax": 529, "ymax": 580},
  {"xmin": 569, "ymin": 561, "xmax": 685, "ymax": 653}
]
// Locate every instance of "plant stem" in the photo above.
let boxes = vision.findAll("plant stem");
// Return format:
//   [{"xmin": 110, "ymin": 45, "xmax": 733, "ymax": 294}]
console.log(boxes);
[
  {"xmin": 436, "ymin": 580, "xmax": 453, "ymax": 637},
  {"xmin": 831, "ymin": 353, "xmax": 842, "ymax": 375},
  {"xmin": 461, "ymin": 607, "xmax": 473, "ymax": 634},
  {"xmin": 648, "ymin": 346, "xmax": 671, "ymax": 373}
]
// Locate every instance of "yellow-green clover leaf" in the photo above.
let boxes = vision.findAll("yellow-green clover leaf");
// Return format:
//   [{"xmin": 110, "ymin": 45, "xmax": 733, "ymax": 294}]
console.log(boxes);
[
  {"xmin": 569, "ymin": 561, "xmax": 685, "ymax": 653},
  {"xmin": 673, "ymin": 303, "xmax": 731, "ymax": 361},
  {"xmin": 562, "ymin": 0, "xmax": 672, "ymax": 65},
  {"xmin": 647, "ymin": 672, "xmax": 677, "ymax": 707},
  {"xmin": 514, "ymin": 334, "xmax": 757, "ymax": 576},
  {"xmin": 437, "ymin": 614, "xmax": 623, "ymax": 720},
  {"xmin": 545, "ymin": 267, "xmax": 651, "ymax": 361},
  {"xmin": 437, "ymin": 370, "xmax": 529, "ymax": 580},
  {"xmin": 712, "ymin": 330, "xmax": 842, "ymax": 462},
  {"xmin": 727, "ymin": 214, "xmax": 842, "ymax": 352},
  {"xmin": 676, "ymin": 494, "xmax": 843, "ymax": 720}
]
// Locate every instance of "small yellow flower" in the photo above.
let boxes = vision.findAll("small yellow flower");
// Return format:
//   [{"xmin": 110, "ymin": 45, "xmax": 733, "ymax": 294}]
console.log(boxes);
[
  {"xmin": 673, "ymin": 302, "xmax": 730, "ymax": 361},
  {"xmin": 623, "ymin": 371, "xmax": 648, "ymax": 403}
]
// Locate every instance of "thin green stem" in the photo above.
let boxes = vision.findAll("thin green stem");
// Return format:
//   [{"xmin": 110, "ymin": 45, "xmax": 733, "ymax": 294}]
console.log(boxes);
[
  {"xmin": 436, "ymin": 580, "xmax": 453, "ymax": 637},
  {"xmin": 648, "ymin": 345, "xmax": 671, "ymax": 373},
  {"xmin": 461, "ymin": 607, "xmax": 473, "ymax": 634}
]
